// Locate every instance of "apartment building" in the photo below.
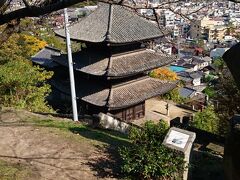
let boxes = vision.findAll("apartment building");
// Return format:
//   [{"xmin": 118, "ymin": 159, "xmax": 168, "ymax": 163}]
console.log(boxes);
[{"xmin": 190, "ymin": 17, "xmax": 226, "ymax": 41}]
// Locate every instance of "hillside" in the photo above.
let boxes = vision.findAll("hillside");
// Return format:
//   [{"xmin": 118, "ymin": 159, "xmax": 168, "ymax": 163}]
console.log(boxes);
[{"xmin": 0, "ymin": 108, "xmax": 129, "ymax": 180}]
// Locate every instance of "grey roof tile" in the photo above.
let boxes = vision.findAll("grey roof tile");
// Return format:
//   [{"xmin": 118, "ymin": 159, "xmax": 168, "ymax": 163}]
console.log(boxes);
[
  {"xmin": 55, "ymin": 2, "xmax": 165, "ymax": 44},
  {"xmin": 31, "ymin": 47, "xmax": 60, "ymax": 68},
  {"xmin": 202, "ymin": 56, "xmax": 212, "ymax": 62},
  {"xmin": 190, "ymin": 71, "xmax": 204, "ymax": 79},
  {"xmin": 51, "ymin": 76, "xmax": 176, "ymax": 109},
  {"xmin": 83, "ymin": 76, "xmax": 177, "ymax": 109},
  {"xmin": 179, "ymin": 87, "xmax": 196, "ymax": 98},
  {"xmin": 177, "ymin": 71, "xmax": 203, "ymax": 82},
  {"xmin": 52, "ymin": 49, "xmax": 175, "ymax": 77}
]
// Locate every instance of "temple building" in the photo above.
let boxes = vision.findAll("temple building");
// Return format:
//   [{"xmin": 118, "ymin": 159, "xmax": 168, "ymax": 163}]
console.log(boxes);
[{"xmin": 32, "ymin": 3, "xmax": 177, "ymax": 122}]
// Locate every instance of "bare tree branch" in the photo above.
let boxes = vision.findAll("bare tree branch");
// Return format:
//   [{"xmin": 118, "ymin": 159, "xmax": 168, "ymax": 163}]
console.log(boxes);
[
  {"xmin": 0, "ymin": 0, "xmax": 239, "ymax": 45},
  {"xmin": 0, "ymin": 0, "xmax": 237, "ymax": 26},
  {"xmin": 0, "ymin": 19, "xmax": 20, "ymax": 44},
  {"xmin": 22, "ymin": 0, "xmax": 30, "ymax": 8},
  {"xmin": 228, "ymin": 0, "xmax": 240, "ymax": 3},
  {"xmin": 0, "ymin": 0, "xmax": 12, "ymax": 14},
  {"xmin": 0, "ymin": 0, "xmax": 85, "ymax": 25}
]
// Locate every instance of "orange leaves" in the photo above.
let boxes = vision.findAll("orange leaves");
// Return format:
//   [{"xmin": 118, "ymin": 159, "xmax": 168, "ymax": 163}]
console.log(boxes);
[
  {"xmin": 150, "ymin": 67, "xmax": 179, "ymax": 81},
  {"xmin": 20, "ymin": 34, "xmax": 47, "ymax": 57}
]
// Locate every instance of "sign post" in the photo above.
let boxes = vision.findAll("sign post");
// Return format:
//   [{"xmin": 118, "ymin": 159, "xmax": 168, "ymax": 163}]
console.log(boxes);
[{"xmin": 163, "ymin": 127, "xmax": 196, "ymax": 180}]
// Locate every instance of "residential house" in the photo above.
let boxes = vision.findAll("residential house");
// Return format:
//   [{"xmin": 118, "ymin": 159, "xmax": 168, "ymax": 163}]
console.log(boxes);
[
  {"xmin": 177, "ymin": 71, "xmax": 204, "ymax": 86},
  {"xmin": 210, "ymin": 47, "xmax": 229, "ymax": 59},
  {"xmin": 174, "ymin": 56, "xmax": 209, "ymax": 72},
  {"xmin": 179, "ymin": 87, "xmax": 206, "ymax": 111},
  {"xmin": 202, "ymin": 65, "xmax": 216, "ymax": 75},
  {"xmin": 191, "ymin": 56, "xmax": 209, "ymax": 70},
  {"xmin": 179, "ymin": 87, "xmax": 196, "ymax": 99},
  {"xmin": 164, "ymin": 10, "xmax": 176, "ymax": 28}
]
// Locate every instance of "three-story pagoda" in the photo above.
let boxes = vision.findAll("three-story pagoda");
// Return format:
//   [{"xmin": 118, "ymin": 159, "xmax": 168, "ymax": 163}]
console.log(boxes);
[{"xmin": 32, "ymin": 3, "xmax": 177, "ymax": 121}]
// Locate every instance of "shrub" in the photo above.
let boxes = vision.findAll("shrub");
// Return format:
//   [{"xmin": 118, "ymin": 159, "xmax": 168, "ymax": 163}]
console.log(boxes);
[
  {"xmin": 0, "ymin": 60, "xmax": 53, "ymax": 112},
  {"xmin": 161, "ymin": 88, "xmax": 187, "ymax": 104},
  {"xmin": 203, "ymin": 86, "xmax": 216, "ymax": 98},
  {"xmin": 191, "ymin": 106, "xmax": 220, "ymax": 135},
  {"xmin": 0, "ymin": 33, "xmax": 53, "ymax": 112},
  {"xmin": 119, "ymin": 121, "xmax": 184, "ymax": 179}
]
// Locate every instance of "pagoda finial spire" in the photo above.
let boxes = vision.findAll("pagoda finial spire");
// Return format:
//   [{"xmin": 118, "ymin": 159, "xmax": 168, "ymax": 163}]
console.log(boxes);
[{"xmin": 105, "ymin": 3, "xmax": 113, "ymax": 42}]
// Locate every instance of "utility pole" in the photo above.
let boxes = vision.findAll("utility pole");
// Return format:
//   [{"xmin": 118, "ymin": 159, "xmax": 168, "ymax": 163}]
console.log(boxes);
[
  {"xmin": 178, "ymin": 36, "xmax": 181, "ymax": 58},
  {"xmin": 64, "ymin": 8, "xmax": 78, "ymax": 121}
]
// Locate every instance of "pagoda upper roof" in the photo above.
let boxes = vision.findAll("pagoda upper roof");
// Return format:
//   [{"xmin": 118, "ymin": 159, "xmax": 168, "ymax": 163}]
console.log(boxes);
[
  {"xmin": 35, "ymin": 47, "xmax": 176, "ymax": 78},
  {"xmin": 55, "ymin": 2, "xmax": 165, "ymax": 44},
  {"xmin": 51, "ymin": 76, "xmax": 176, "ymax": 110}
]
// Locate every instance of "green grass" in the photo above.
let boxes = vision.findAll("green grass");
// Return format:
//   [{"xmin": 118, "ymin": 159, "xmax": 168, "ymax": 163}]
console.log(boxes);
[
  {"xmin": 0, "ymin": 110, "xmax": 130, "ymax": 179},
  {"xmin": 25, "ymin": 118, "xmax": 130, "ymax": 147},
  {"xmin": 0, "ymin": 160, "xmax": 32, "ymax": 180},
  {"xmin": 191, "ymin": 151, "xmax": 224, "ymax": 180}
]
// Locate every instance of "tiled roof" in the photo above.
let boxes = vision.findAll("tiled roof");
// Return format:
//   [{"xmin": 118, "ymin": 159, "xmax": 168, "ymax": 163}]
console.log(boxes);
[
  {"xmin": 52, "ymin": 49, "xmax": 175, "ymax": 77},
  {"xmin": 53, "ymin": 49, "xmax": 107, "ymax": 76},
  {"xmin": 191, "ymin": 57, "xmax": 205, "ymax": 65},
  {"xmin": 83, "ymin": 77, "xmax": 176, "ymax": 109},
  {"xmin": 182, "ymin": 64, "xmax": 196, "ymax": 68},
  {"xmin": 179, "ymin": 87, "xmax": 196, "ymax": 98},
  {"xmin": 186, "ymin": 84, "xmax": 207, "ymax": 92},
  {"xmin": 177, "ymin": 71, "xmax": 203, "ymax": 81},
  {"xmin": 175, "ymin": 59, "xmax": 186, "ymax": 66},
  {"xmin": 31, "ymin": 47, "xmax": 60, "ymax": 68},
  {"xmin": 109, "ymin": 50, "xmax": 175, "ymax": 77},
  {"xmin": 190, "ymin": 71, "xmax": 204, "ymax": 79},
  {"xmin": 202, "ymin": 56, "xmax": 212, "ymax": 62},
  {"xmin": 51, "ymin": 76, "xmax": 176, "ymax": 110},
  {"xmin": 55, "ymin": 2, "xmax": 165, "ymax": 44}
]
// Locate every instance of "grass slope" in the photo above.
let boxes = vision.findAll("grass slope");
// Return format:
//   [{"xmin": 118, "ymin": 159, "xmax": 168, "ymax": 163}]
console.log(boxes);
[{"xmin": 0, "ymin": 160, "xmax": 33, "ymax": 180}]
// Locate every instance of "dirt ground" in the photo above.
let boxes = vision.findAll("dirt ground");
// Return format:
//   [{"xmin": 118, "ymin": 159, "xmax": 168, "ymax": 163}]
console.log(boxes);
[
  {"xmin": 0, "ymin": 109, "xmax": 225, "ymax": 180},
  {"xmin": 0, "ymin": 109, "xmax": 123, "ymax": 180}
]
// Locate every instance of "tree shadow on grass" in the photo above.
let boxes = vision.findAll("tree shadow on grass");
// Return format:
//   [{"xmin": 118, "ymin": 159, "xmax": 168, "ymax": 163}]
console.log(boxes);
[
  {"xmin": 69, "ymin": 126, "xmax": 130, "ymax": 179},
  {"xmin": 190, "ymin": 150, "xmax": 224, "ymax": 180}
]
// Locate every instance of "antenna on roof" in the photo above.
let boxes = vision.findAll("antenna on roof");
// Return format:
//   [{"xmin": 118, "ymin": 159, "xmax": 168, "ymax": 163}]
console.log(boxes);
[{"xmin": 64, "ymin": 8, "xmax": 78, "ymax": 121}]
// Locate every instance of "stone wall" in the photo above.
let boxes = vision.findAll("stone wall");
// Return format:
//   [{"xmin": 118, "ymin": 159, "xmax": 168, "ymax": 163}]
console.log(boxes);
[{"xmin": 98, "ymin": 113, "xmax": 131, "ymax": 134}]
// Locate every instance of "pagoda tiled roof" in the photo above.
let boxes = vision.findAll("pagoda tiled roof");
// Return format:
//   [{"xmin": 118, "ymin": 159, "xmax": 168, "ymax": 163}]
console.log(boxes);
[
  {"xmin": 55, "ymin": 2, "xmax": 165, "ymax": 44},
  {"xmin": 51, "ymin": 76, "xmax": 176, "ymax": 110},
  {"xmin": 52, "ymin": 49, "xmax": 176, "ymax": 78},
  {"xmin": 31, "ymin": 46, "xmax": 60, "ymax": 68}
]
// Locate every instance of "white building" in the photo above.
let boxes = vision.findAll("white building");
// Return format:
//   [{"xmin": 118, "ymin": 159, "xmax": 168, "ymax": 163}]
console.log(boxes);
[
  {"xmin": 210, "ymin": 48, "xmax": 229, "ymax": 59},
  {"xmin": 164, "ymin": 10, "xmax": 176, "ymax": 28}
]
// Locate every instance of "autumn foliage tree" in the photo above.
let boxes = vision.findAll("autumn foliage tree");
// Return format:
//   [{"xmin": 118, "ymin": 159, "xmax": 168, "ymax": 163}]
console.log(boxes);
[
  {"xmin": 149, "ymin": 67, "xmax": 186, "ymax": 103},
  {"xmin": 18, "ymin": 34, "xmax": 47, "ymax": 57},
  {"xmin": 0, "ymin": 33, "xmax": 53, "ymax": 112},
  {"xmin": 149, "ymin": 67, "xmax": 179, "ymax": 81}
]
